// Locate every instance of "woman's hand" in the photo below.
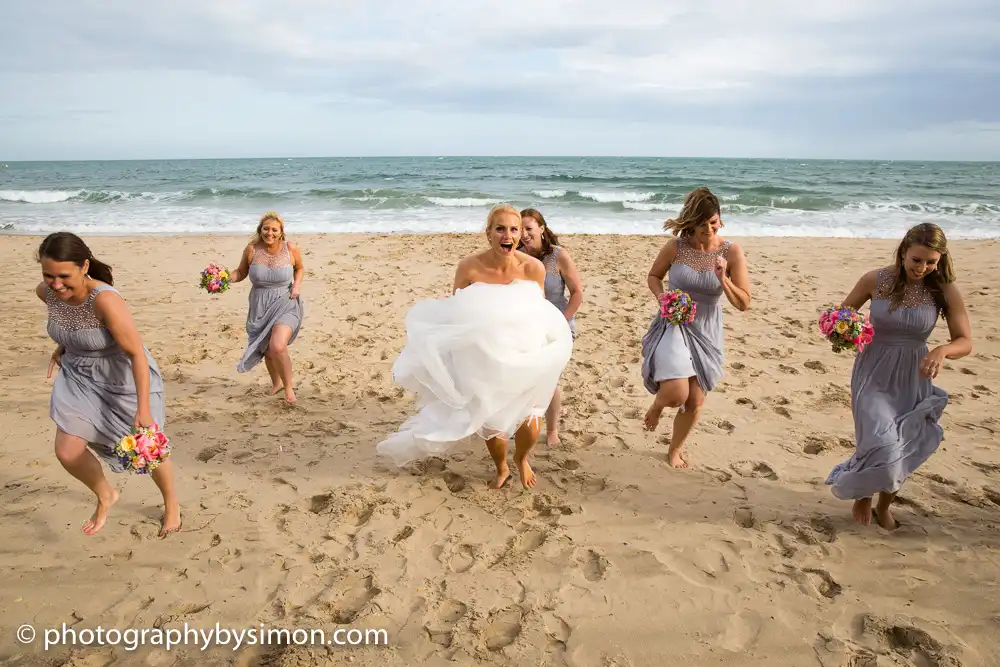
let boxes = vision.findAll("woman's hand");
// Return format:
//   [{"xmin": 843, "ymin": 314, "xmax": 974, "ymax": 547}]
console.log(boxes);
[
  {"xmin": 919, "ymin": 346, "xmax": 948, "ymax": 378},
  {"xmin": 714, "ymin": 255, "xmax": 728, "ymax": 283},
  {"xmin": 47, "ymin": 346, "xmax": 64, "ymax": 379},
  {"xmin": 290, "ymin": 284, "xmax": 300, "ymax": 299},
  {"xmin": 133, "ymin": 407, "xmax": 154, "ymax": 431}
]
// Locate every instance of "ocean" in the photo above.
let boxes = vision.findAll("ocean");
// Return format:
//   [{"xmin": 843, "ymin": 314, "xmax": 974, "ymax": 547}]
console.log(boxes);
[{"xmin": 1, "ymin": 157, "xmax": 998, "ymax": 238}]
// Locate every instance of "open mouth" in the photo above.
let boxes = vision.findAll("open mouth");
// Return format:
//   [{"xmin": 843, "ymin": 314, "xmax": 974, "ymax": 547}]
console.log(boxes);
[{"xmin": 499, "ymin": 241, "xmax": 514, "ymax": 253}]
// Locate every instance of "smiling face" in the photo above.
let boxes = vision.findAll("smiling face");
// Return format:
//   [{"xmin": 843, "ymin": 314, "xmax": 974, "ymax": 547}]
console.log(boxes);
[
  {"xmin": 259, "ymin": 217, "xmax": 284, "ymax": 245},
  {"xmin": 41, "ymin": 257, "xmax": 89, "ymax": 301},
  {"xmin": 691, "ymin": 212, "xmax": 722, "ymax": 243},
  {"xmin": 902, "ymin": 244, "xmax": 942, "ymax": 282},
  {"xmin": 487, "ymin": 211, "xmax": 521, "ymax": 257},
  {"xmin": 520, "ymin": 215, "xmax": 544, "ymax": 253}
]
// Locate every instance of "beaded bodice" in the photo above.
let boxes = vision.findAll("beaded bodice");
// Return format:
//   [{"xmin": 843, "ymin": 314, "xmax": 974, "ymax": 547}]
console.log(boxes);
[
  {"xmin": 46, "ymin": 286, "xmax": 106, "ymax": 332},
  {"xmin": 674, "ymin": 235, "xmax": 731, "ymax": 272},
  {"xmin": 252, "ymin": 241, "xmax": 291, "ymax": 268},
  {"xmin": 873, "ymin": 267, "xmax": 937, "ymax": 309}
]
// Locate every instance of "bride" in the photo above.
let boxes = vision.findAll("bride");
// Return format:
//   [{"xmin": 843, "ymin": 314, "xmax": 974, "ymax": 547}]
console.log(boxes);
[{"xmin": 377, "ymin": 204, "xmax": 574, "ymax": 489}]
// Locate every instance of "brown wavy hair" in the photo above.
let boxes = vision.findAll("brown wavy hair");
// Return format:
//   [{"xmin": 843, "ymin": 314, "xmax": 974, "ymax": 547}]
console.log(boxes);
[
  {"xmin": 37, "ymin": 232, "xmax": 114, "ymax": 285},
  {"xmin": 890, "ymin": 223, "xmax": 955, "ymax": 319},
  {"xmin": 252, "ymin": 211, "xmax": 286, "ymax": 245},
  {"xmin": 519, "ymin": 208, "xmax": 560, "ymax": 257},
  {"xmin": 663, "ymin": 187, "xmax": 721, "ymax": 236}
]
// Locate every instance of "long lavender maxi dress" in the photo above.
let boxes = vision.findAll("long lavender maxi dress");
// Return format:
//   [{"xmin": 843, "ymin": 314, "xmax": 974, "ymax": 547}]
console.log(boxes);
[
  {"xmin": 236, "ymin": 241, "xmax": 305, "ymax": 373},
  {"xmin": 641, "ymin": 235, "xmax": 730, "ymax": 396},
  {"xmin": 46, "ymin": 284, "xmax": 166, "ymax": 472},
  {"xmin": 825, "ymin": 268, "xmax": 948, "ymax": 499}
]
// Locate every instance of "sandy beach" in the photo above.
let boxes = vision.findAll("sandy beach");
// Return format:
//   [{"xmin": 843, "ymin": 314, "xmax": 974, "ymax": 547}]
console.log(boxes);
[{"xmin": 1, "ymin": 232, "xmax": 999, "ymax": 667}]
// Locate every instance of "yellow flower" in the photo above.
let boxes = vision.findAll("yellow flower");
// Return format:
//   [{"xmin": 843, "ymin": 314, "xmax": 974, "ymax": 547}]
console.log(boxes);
[
  {"xmin": 220, "ymin": 271, "xmax": 229, "ymax": 279},
  {"xmin": 119, "ymin": 435, "xmax": 136, "ymax": 452},
  {"xmin": 835, "ymin": 320, "xmax": 848, "ymax": 334}
]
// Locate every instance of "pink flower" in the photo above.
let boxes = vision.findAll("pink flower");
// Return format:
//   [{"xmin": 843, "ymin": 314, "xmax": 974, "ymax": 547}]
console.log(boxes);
[{"xmin": 819, "ymin": 319, "xmax": 834, "ymax": 336}]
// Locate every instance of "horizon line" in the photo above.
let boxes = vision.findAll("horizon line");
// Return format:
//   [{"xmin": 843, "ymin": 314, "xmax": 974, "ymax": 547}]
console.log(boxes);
[{"xmin": 3, "ymin": 154, "xmax": 1000, "ymax": 164}]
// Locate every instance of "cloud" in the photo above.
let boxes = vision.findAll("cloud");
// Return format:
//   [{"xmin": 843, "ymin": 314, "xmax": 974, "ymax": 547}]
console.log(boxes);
[{"xmin": 0, "ymin": 0, "xmax": 998, "ymax": 159}]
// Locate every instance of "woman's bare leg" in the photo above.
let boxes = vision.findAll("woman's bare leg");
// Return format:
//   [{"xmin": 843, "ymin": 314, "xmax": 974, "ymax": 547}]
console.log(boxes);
[
  {"xmin": 643, "ymin": 378, "xmax": 689, "ymax": 431},
  {"xmin": 266, "ymin": 324, "xmax": 296, "ymax": 403},
  {"xmin": 545, "ymin": 386, "xmax": 562, "ymax": 445},
  {"xmin": 485, "ymin": 437, "xmax": 510, "ymax": 489},
  {"xmin": 151, "ymin": 458, "xmax": 182, "ymax": 538},
  {"xmin": 54, "ymin": 430, "xmax": 119, "ymax": 535},
  {"xmin": 515, "ymin": 417, "xmax": 542, "ymax": 488},
  {"xmin": 666, "ymin": 377, "xmax": 705, "ymax": 468}
]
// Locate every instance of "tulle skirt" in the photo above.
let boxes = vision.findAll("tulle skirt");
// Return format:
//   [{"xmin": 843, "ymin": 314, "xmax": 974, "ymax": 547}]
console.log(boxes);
[{"xmin": 376, "ymin": 279, "xmax": 574, "ymax": 466}]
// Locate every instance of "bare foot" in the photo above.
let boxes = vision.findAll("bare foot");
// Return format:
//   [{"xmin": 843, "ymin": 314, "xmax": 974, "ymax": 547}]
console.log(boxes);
[
  {"xmin": 159, "ymin": 502, "xmax": 182, "ymax": 538},
  {"xmin": 517, "ymin": 456, "xmax": 537, "ymax": 489},
  {"xmin": 546, "ymin": 431, "xmax": 560, "ymax": 446},
  {"xmin": 852, "ymin": 497, "xmax": 873, "ymax": 525},
  {"xmin": 269, "ymin": 383, "xmax": 283, "ymax": 395},
  {"xmin": 667, "ymin": 449, "xmax": 688, "ymax": 469},
  {"xmin": 283, "ymin": 389, "xmax": 297, "ymax": 404},
  {"xmin": 488, "ymin": 464, "xmax": 511, "ymax": 489},
  {"xmin": 873, "ymin": 507, "xmax": 899, "ymax": 531},
  {"xmin": 643, "ymin": 403, "xmax": 663, "ymax": 431},
  {"xmin": 82, "ymin": 488, "xmax": 120, "ymax": 535}
]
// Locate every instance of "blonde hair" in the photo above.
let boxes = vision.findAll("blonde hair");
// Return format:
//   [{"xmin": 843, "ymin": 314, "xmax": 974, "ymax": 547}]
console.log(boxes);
[
  {"xmin": 252, "ymin": 211, "xmax": 286, "ymax": 244},
  {"xmin": 485, "ymin": 203, "xmax": 521, "ymax": 231},
  {"xmin": 663, "ymin": 187, "xmax": 721, "ymax": 236}
]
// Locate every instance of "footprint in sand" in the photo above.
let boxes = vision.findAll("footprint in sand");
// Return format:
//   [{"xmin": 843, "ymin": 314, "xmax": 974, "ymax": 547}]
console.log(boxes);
[
  {"xmin": 775, "ymin": 564, "xmax": 842, "ymax": 600},
  {"xmin": 424, "ymin": 599, "xmax": 468, "ymax": 648},
  {"xmin": 733, "ymin": 507, "xmax": 755, "ymax": 528},
  {"xmin": 855, "ymin": 613, "xmax": 963, "ymax": 667},
  {"xmin": 442, "ymin": 471, "xmax": 467, "ymax": 493},
  {"xmin": 445, "ymin": 544, "xmax": 478, "ymax": 573},
  {"xmin": 574, "ymin": 548, "xmax": 610, "ymax": 581},
  {"xmin": 731, "ymin": 460, "xmax": 778, "ymax": 481},
  {"xmin": 484, "ymin": 606, "xmax": 524, "ymax": 651},
  {"xmin": 804, "ymin": 360, "xmax": 827, "ymax": 373},
  {"xmin": 512, "ymin": 526, "xmax": 548, "ymax": 554},
  {"xmin": 783, "ymin": 517, "xmax": 838, "ymax": 545},
  {"xmin": 735, "ymin": 397, "xmax": 758, "ymax": 410}
]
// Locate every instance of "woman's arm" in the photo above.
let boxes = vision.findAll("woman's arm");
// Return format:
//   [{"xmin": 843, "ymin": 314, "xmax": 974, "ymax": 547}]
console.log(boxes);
[
  {"xmin": 839, "ymin": 270, "xmax": 878, "ymax": 310},
  {"xmin": 557, "ymin": 248, "xmax": 583, "ymax": 320},
  {"xmin": 718, "ymin": 243, "xmax": 751, "ymax": 311},
  {"xmin": 94, "ymin": 291, "xmax": 152, "ymax": 426},
  {"xmin": 289, "ymin": 242, "xmax": 304, "ymax": 298},
  {"xmin": 453, "ymin": 258, "xmax": 472, "ymax": 294},
  {"xmin": 647, "ymin": 239, "xmax": 677, "ymax": 299},
  {"xmin": 229, "ymin": 244, "xmax": 253, "ymax": 283},
  {"xmin": 936, "ymin": 282, "xmax": 973, "ymax": 360}
]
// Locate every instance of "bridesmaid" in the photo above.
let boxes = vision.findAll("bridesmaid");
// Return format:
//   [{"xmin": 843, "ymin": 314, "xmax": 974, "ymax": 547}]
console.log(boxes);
[
  {"xmin": 640, "ymin": 187, "xmax": 751, "ymax": 468},
  {"xmin": 825, "ymin": 223, "xmax": 972, "ymax": 530},
  {"xmin": 229, "ymin": 211, "xmax": 305, "ymax": 404},
  {"xmin": 519, "ymin": 208, "xmax": 584, "ymax": 445},
  {"xmin": 35, "ymin": 232, "xmax": 181, "ymax": 537}
]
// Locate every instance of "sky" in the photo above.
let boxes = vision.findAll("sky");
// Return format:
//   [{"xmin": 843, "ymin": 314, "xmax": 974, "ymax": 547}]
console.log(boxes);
[{"xmin": 1, "ymin": 0, "xmax": 999, "ymax": 161}]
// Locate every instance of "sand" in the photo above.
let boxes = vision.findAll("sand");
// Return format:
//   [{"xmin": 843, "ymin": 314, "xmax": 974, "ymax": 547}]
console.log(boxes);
[{"xmin": 1, "ymin": 232, "xmax": 999, "ymax": 667}]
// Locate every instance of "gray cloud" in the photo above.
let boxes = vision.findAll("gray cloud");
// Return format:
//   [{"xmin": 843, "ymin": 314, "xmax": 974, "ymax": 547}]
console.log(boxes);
[{"xmin": 1, "ymin": 0, "xmax": 998, "ymax": 159}]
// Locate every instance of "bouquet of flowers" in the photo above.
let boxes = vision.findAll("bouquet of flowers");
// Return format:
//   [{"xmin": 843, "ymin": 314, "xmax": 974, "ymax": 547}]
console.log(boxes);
[
  {"xmin": 659, "ymin": 289, "xmax": 697, "ymax": 325},
  {"xmin": 818, "ymin": 306, "xmax": 874, "ymax": 353},
  {"xmin": 115, "ymin": 423, "xmax": 171, "ymax": 474},
  {"xmin": 199, "ymin": 262, "xmax": 231, "ymax": 294}
]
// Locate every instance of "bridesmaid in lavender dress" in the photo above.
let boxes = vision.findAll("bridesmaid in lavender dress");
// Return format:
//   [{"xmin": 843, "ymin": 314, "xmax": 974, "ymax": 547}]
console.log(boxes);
[
  {"xmin": 35, "ymin": 232, "xmax": 181, "ymax": 537},
  {"xmin": 228, "ymin": 212, "xmax": 305, "ymax": 404},
  {"xmin": 826, "ymin": 223, "xmax": 972, "ymax": 531},
  {"xmin": 640, "ymin": 187, "xmax": 752, "ymax": 468},
  {"xmin": 519, "ymin": 208, "xmax": 584, "ymax": 446}
]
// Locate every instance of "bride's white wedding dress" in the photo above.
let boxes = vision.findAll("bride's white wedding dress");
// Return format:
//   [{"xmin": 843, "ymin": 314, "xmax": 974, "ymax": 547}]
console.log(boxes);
[{"xmin": 377, "ymin": 279, "xmax": 574, "ymax": 466}]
